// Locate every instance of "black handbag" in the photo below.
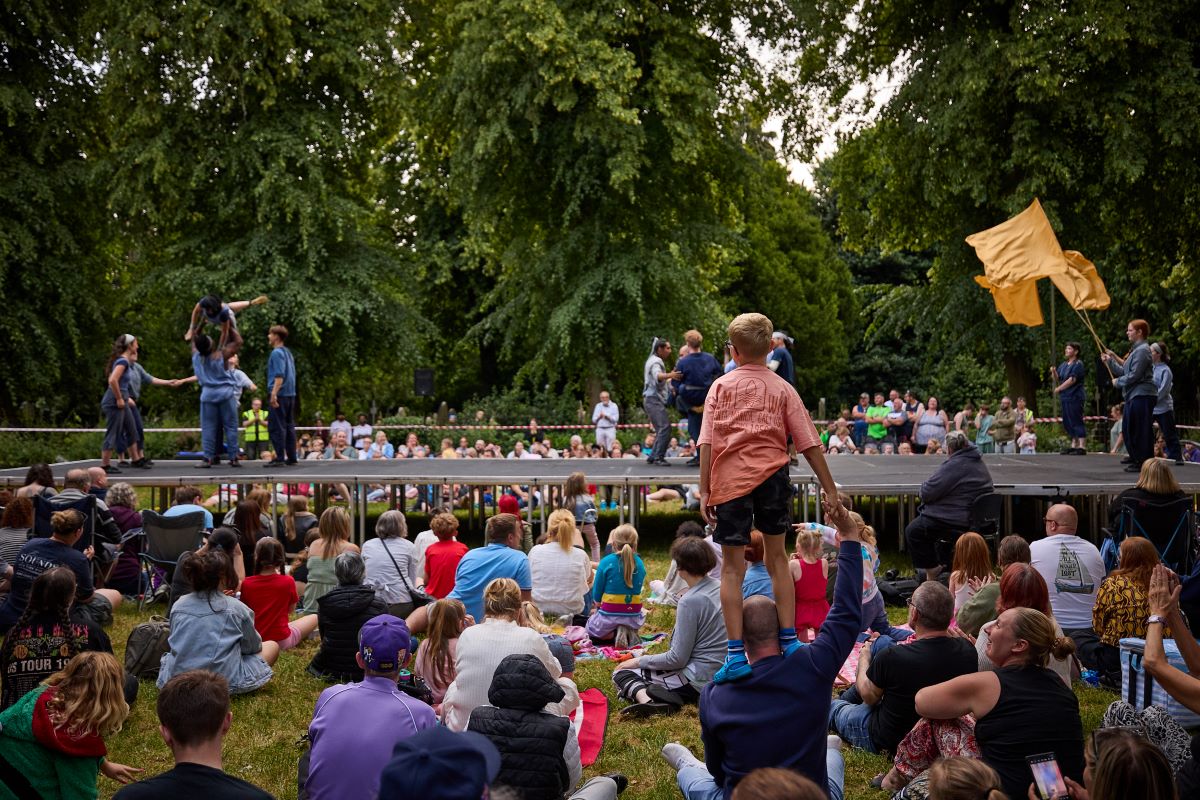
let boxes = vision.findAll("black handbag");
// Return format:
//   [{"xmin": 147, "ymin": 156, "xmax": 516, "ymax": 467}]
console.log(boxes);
[{"xmin": 382, "ymin": 540, "xmax": 435, "ymax": 609}]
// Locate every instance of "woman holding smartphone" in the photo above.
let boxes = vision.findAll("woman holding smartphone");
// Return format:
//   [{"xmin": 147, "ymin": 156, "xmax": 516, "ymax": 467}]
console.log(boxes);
[{"xmin": 914, "ymin": 607, "xmax": 1083, "ymax": 799}]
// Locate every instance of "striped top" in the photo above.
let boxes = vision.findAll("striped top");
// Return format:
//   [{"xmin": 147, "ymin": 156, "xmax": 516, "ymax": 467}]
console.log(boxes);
[{"xmin": 591, "ymin": 552, "xmax": 646, "ymax": 616}]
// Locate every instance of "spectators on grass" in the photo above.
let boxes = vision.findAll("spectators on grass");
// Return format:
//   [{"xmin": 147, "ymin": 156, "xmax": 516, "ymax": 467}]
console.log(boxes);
[
  {"xmin": 0, "ymin": 652, "xmax": 139, "ymax": 796},
  {"xmin": 282, "ymin": 495, "xmax": 318, "ymax": 553},
  {"xmin": 240, "ymin": 538, "xmax": 319, "ymax": 652},
  {"xmin": 231, "ymin": 500, "xmax": 269, "ymax": 577},
  {"xmin": 441, "ymin": 578, "xmax": 573, "ymax": 732},
  {"xmin": 413, "ymin": 598, "xmax": 469, "ymax": 707},
  {"xmin": 659, "ymin": 499, "xmax": 861, "ymax": 799},
  {"xmin": 114, "ymin": 670, "xmax": 273, "ymax": 799},
  {"xmin": 529, "ymin": 510, "xmax": 592, "ymax": 620},
  {"xmin": 307, "ymin": 551, "xmax": 387, "ymax": 683},
  {"xmin": 915, "ymin": 607, "xmax": 1083, "ymax": 799},
  {"xmin": 947, "ymin": 532, "xmax": 995, "ymax": 618},
  {"xmin": 158, "ymin": 549, "xmax": 277, "ymax": 694},
  {"xmin": 613, "ymin": 536, "xmax": 724, "ymax": 717},
  {"xmin": 15, "ymin": 463, "xmax": 57, "ymax": 500},
  {"xmin": 0, "ymin": 509, "xmax": 123, "ymax": 632},
  {"xmin": 0, "ymin": 496, "xmax": 34, "ymax": 567},
  {"xmin": 104, "ymin": 482, "xmax": 144, "ymax": 597},
  {"xmin": 407, "ymin": 513, "xmax": 530, "ymax": 635},
  {"xmin": 299, "ymin": 508, "xmax": 359, "ymax": 614},
  {"xmin": 971, "ymin": 563, "xmax": 1073, "ymax": 686},
  {"xmin": 828, "ymin": 582, "xmax": 977, "ymax": 756},
  {"xmin": 164, "ymin": 485, "xmax": 214, "ymax": 529},
  {"xmin": 1091, "ymin": 536, "xmax": 1160, "ymax": 687},
  {"xmin": 422, "ymin": 513, "xmax": 468, "ymax": 599},
  {"xmin": 302, "ymin": 615, "xmax": 436, "ymax": 800},
  {"xmin": 1030, "ymin": 504, "xmax": 1107, "ymax": 677},
  {"xmin": 362, "ymin": 510, "xmax": 420, "ymax": 618},
  {"xmin": 585, "ymin": 525, "xmax": 646, "ymax": 647},
  {"xmin": 172, "ymin": 527, "xmax": 244, "ymax": 609},
  {"xmin": 954, "ymin": 534, "xmax": 1032, "ymax": 636}
]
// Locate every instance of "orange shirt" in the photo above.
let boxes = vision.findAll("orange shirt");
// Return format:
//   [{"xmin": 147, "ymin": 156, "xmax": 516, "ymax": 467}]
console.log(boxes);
[{"xmin": 698, "ymin": 363, "xmax": 820, "ymax": 506}]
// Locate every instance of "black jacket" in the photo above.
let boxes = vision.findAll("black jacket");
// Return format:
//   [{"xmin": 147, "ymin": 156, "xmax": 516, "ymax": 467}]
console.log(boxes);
[
  {"xmin": 307, "ymin": 585, "xmax": 387, "ymax": 682},
  {"xmin": 918, "ymin": 444, "xmax": 994, "ymax": 527},
  {"xmin": 468, "ymin": 653, "xmax": 571, "ymax": 800}
]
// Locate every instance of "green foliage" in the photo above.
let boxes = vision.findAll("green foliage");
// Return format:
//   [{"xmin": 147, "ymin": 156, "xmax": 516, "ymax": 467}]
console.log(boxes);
[{"xmin": 807, "ymin": 0, "xmax": 1200, "ymax": 410}]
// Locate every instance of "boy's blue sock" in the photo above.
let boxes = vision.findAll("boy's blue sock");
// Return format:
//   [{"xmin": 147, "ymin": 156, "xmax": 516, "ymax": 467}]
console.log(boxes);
[
  {"xmin": 714, "ymin": 640, "xmax": 751, "ymax": 683},
  {"xmin": 779, "ymin": 626, "xmax": 804, "ymax": 657}
]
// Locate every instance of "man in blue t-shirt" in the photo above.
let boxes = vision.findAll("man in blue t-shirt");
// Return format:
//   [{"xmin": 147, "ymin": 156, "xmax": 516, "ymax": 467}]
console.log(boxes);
[
  {"xmin": 673, "ymin": 330, "xmax": 723, "ymax": 466},
  {"xmin": 1052, "ymin": 341, "xmax": 1087, "ymax": 455},
  {"xmin": 767, "ymin": 331, "xmax": 795, "ymax": 386},
  {"xmin": 191, "ymin": 325, "xmax": 243, "ymax": 468},
  {"xmin": 405, "ymin": 514, "xmax": 531, "ymax": 633},
  {"xmin": 266, "ymin": 324, "xmax": 299, "ymax": 466}
]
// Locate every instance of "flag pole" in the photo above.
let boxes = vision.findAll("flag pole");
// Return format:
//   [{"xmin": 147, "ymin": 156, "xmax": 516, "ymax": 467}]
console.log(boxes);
[{"xmin": 1051, "ymin": 288, "xmax": 1059, "ymax": 424}]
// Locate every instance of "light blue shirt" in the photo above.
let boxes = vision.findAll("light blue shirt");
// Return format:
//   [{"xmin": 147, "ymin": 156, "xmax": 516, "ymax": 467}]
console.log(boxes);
[
  {"xmin": 1152, "ymin": 362, "xmax": 1174, "ymax": 415},
  {"xmin": 741, "ymin": 562, "xmax": 775, "ymax": 600},
  {"xmin": 191, "ymin": 352, "xmax": 238, "ymax": 403},
  {"xmin": 447, "ymin": 543, "xmax": 532, "ymax": 623},
  {"xmin": 157, "ymin": 590, "xmax": 272, "ymax": 694},
  {"xmin": 163, "ymin": 503, "xmax": 214, "ymax": 529},
  {"xmin": 643, "ymin": 354, "xmax": 667, "ymax": 401},
  {"xmin": 366, "ymin": 442, "xmax": 394, "ymax": 459}
]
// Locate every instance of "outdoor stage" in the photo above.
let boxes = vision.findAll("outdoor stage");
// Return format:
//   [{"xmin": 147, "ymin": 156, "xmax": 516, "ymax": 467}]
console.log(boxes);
[{"xmin": 3, "ymin": 454, "xmax": 1196, "ymax": 546}]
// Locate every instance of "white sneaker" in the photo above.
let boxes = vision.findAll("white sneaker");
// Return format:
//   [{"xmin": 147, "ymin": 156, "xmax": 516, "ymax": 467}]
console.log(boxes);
[{"xmin": 661, "ymin": 742, "xmax": 703, "ymax": 772}]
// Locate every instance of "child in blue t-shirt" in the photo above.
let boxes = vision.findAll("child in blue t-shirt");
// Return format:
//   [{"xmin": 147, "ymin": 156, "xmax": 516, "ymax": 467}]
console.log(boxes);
[{"xmin": 184, "ymin": 293, "xmax": 269, "ymax": 341}]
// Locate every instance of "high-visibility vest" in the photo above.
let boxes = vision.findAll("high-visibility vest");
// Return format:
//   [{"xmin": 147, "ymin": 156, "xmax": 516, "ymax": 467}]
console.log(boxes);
[{"xmin": 243, "ymin": 408, "xmax": 269, "ymax": 441}]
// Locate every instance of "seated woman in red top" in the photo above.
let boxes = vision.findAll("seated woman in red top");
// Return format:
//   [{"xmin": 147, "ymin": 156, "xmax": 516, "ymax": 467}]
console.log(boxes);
[
  {"xmin": 422, "ymin": 517, "xmax": 469, "ymax": 600},
  {"xmin": 240, "ymin": 538, "xmax": 319, "ymax": 650}
]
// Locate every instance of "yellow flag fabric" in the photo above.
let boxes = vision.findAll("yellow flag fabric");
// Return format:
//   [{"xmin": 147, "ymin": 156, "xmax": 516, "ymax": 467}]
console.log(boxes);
[
  {"xmin": 973, "ymin": 275, "xmax": 1044, "ymax": 326},
  {"xmin": 966, "ymin": 198, "xmax": 1110, "ymax": 325}
]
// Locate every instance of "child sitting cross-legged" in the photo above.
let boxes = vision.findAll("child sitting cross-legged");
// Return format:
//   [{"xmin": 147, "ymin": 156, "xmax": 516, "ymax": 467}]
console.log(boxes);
[
  {"xmin": 585, "ymin": 525, "xmax": 646, "ymax": 649},
  {"xmin": 239, "ymin": 537, "xmax": 320, "ymax": 651}
]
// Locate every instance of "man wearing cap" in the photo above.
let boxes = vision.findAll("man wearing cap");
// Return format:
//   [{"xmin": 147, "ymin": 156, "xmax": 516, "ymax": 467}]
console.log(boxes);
[{"xmin": 301, "ymin": 614, "xmax": 436, "ymax": 800}]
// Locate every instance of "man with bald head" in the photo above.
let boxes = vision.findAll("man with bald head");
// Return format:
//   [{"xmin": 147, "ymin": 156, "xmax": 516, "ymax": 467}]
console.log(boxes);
[
  {"xmin": 51, "ymin": 468, "xmax": 121, "ymax": 548},
  {"xmin": 87, "ymin": 467, "xmax": 109, "ymax": 502},
  {"xmin": 1030, "ymin": 503, "xmax": 1107, "ymax": 675},
  {"xmin": 659, "ymin": 500, "xmax": 862, "ymax": 800}
]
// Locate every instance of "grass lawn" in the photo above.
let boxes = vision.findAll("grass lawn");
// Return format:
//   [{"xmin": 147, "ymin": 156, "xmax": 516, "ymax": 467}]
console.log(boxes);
[{"xmin": 94, "ymin": 546, "xmax": 1116, "ymax": 799}]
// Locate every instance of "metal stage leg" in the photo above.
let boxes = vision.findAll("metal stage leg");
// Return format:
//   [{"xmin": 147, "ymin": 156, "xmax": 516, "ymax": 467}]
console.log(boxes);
[{"xmin": 357, "ymin": 480, "xmax": 366, "ymax": 545}]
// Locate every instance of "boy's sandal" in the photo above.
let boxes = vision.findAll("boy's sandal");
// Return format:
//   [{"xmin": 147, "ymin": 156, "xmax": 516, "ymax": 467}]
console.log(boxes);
[{"xmin": 869, "ymin": 774, "xmax": 887, "ymax": 790}]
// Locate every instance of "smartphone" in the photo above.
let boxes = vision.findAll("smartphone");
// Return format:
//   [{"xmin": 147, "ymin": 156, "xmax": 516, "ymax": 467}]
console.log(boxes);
[{"xmin": 1027, "ymin": 752, "xmax": 1069, "ymax": 800}]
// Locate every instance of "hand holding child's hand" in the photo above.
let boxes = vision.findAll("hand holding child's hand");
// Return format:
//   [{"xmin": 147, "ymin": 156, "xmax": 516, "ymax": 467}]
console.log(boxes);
[{"xmin": 821, "ymin": 492, "xmax": 855, "ymax": 540}]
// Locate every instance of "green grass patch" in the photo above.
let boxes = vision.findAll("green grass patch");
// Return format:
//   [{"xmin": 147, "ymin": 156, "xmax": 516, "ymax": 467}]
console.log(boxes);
[{"xmin": 90, "ymin": 547, "xmax": 1112, "ymax": 799}]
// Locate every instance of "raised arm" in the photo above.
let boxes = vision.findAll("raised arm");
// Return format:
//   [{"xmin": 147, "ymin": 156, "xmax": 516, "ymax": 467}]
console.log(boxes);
[
  {"xmin": 806, "ymin": 497, "xmax": 862, "ymax": 678},
  {"xmin": 1145, "ymin": 565, "xmax": 1200, "ymax": 710},
  {"xmin": 220, "ymin": 324, "xmax": 243, "ymax": 361}
]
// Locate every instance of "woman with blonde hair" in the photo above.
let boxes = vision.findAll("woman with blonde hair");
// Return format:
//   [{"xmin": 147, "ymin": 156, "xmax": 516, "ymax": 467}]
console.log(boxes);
[
  {"xmin": 412, "ymin": 598, "xmax": 469, "ymax": 707},
  {"xmin": 282, "ymin": 494, "xmax": 318, "ymax": 551},
  {"xmin": 299, "ymin": 507, "xmax": 359, "ymax": 613},
  {"xmin": 585, "ymin": 524, "xmax": 646, "ymax": 647},
  {"xmin": 440, "ymin": 578, "xmax": 572, "ymax": 731},
  {"xmin": 0, "ymin": 651, "xmax": 140, "ymax": 795},
  {"xmin": 916, "ymin": 607, "xmax": 1083, "ymax": 798},
  {"xmin": 948, "ymin": 532, "xmax": 995, "ymax": 616},
  {"xmin": 528, "ymin": 509, "xmax": 592, "ymax": 621}
]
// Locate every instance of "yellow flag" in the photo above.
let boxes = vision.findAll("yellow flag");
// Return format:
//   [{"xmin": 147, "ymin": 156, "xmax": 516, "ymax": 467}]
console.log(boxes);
[
  {"xmin": 967, "ymin": 199, "xmax": 1111, "ymax": 324},
  {"xmin": 973, "ymin": 275, "xmax": 1044, "ymax": 326}
]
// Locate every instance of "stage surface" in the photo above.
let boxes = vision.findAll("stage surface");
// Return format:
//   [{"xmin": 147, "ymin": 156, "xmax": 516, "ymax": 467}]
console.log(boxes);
[{"xmin": 3, "ymin": 454, "xmax": 1196, "ymax": 496}]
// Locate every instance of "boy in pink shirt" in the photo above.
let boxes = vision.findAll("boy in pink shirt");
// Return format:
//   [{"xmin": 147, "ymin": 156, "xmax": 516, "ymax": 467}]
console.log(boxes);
[{"xmin": 699, "ymin": 312, "xmax": 846, "ymax": 682}]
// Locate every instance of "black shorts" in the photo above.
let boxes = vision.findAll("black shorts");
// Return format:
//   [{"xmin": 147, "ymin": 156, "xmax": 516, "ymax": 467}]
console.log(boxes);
[{"xmin": 713, "ymin": 465, "xmax": 792, "ymax": 547}]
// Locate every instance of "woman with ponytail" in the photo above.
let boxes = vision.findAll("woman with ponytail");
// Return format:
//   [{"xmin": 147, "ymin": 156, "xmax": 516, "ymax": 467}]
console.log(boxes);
[
  {"xmin": 916, "ymin": 607, "xmax": 1084, "ymax": 798},
  {"xmin": 528, "ymin": 509, "xmax": 592, "ymax": 620},
  {"xmin": 100, "ymin": 333, "xmax": 146, "ymax": 472},
  {"xmin": 585, "ymin": 524, "xmax": 646, "ymax": 647}
]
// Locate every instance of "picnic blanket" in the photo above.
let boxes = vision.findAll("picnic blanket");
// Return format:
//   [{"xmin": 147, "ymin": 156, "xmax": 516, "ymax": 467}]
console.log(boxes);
[
  {"xmin": 568, "ymin": 688, "xmax": 609, "ymax": 766},
  {"xmin": 563, "ymin": 625, "xmax": 668, "ymax": 662}
]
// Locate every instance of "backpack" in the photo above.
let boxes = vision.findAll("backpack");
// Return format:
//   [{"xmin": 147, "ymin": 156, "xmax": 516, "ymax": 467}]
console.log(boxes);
[
  {"xmin": 878, "ymin": 577, "xmax": 921, "ymax": 607},
  {"xmin": 125, "ymin": 615, "xmax": 171, "ymax": 680}
]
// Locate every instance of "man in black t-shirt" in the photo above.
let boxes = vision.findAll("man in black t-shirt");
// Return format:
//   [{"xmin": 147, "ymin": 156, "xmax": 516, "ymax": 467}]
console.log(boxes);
[
  {"xmin": 829, "ymin": 582, "xmax": 977, "ymax": 754},
  {"xmin": 114, "ymin": 670, "xmax": 274, "ymax": 800}
]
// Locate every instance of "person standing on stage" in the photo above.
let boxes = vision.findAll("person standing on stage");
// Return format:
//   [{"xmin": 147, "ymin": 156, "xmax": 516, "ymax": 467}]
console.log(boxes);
[
  {"xmin": 1052, "ymin": 342, "xmax": 1087, "ymax": 455},
  {"xmin": 643, "ymin": 338, "xmax": 681, "ymax": 466},
  {"xmin": 1150, "ymin": 342, "xmax": 1182, "ymax": 463},
  {"xmin": 674, "ymin": 330, "xmax": 723, "ymax": 466},
  {"xmin": 191, "ymin": 326, "xmax": 243, "ymax": 469},
  {"xmin": 1104, "ymin": 319, "xmax": 1156, "ymax": 473},
  {"xmin": 266, "ymin": 324, "xmax": 298, "ymax": 466},
  {"xmin": 592, "ymin": 391, "xmax": 619, "ymax": 452}
]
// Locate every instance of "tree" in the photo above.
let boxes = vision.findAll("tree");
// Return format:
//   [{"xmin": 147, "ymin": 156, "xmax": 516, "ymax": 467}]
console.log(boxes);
[
  {"xmin": 799, "ymin": 0, "xmax": 1200, "ymax": 412},
  {"xmin": 401, "ymin": 0, "xmax": 853, "ymax": 402},
  {"xmin": 0, "ymin": 2, "xmax": 119, "ymax": 419}
]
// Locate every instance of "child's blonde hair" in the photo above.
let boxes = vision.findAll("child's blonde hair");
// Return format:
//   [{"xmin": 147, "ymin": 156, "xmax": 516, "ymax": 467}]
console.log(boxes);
[
  {"xmin": 546, "ymin": 509, "xmax": 577, "ymax": 554},
  {"xmin": 520, "ymin": 601, "xmax": 553, "ymax": 633},
  {"xmin": 482, "ymin": 578, "xmax": 522, "ymax": 619},
  {"xmin": 727, "ymin": 313, "xmax": 773, "ymax": 360},
  {"xmin": 610, "ymin": 524, "xmax": 639, "ymax": 587},
  {"xmin": 794, "ymin": 528, "xmax": 822, "ymax": 559},
  {"xmin": 846, "ymin": 511, "xmax": 876, "ymax": 546},
  {"xmin": 44, "ymin": 652, "xmax": 129, "ymax": 739}
]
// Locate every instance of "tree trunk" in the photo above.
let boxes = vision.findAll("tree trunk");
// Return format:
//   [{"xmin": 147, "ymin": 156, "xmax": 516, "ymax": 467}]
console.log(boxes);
[{"xmin": 1003, "ymin": 352, "xmax": 1039, "ymax": 416}]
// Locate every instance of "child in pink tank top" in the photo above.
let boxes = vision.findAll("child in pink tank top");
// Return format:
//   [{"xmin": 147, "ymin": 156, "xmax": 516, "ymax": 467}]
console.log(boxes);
[{"xmin": 790, "ymin": 528, "xmax": 829, "ymax": 642}]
